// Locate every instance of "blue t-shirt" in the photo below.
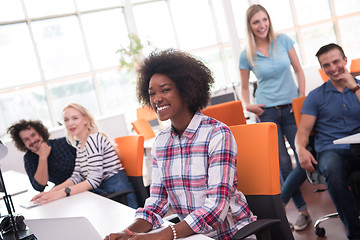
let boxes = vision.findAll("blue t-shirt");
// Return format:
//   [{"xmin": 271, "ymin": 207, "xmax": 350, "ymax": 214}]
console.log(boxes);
[
  {"xmin": 301, "ymin": 79, "xmax": 360, "ymax": 153},
  {"xmin": 239, "ymin": 34, "xmax": 299, "ymax": 107}
]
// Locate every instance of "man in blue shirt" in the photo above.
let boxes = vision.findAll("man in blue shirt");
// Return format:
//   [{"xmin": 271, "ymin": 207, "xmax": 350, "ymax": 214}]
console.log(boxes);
[
  {"xmin": 295, "ymin": 43, "xmax": 360, "ymax": 239},
  {"xmin": 7, "ymin": 120, "xmax": 76, "ymax": 192}
]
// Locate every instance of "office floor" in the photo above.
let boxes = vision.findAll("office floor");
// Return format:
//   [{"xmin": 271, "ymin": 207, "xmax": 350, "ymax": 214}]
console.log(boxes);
[{"xmin": 286, "ymin": 181, "xmax": 348, "ymax": 240}]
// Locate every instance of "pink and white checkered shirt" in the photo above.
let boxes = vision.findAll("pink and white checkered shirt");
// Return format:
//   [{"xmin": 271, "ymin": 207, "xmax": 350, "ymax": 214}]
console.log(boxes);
[{"xmin": 135, "ymin": 112, "xmax": 256, "ymax": 239}]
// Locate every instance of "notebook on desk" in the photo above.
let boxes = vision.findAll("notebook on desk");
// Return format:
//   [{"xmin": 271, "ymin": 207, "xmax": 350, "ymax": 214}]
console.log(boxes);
[{"xmin": 24, "ymin": 217, "xmax": 103, "ymax": 240}]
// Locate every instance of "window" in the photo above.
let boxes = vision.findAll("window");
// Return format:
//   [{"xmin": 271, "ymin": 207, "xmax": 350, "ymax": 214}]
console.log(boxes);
[{"xmin": 1, "ymin": 0, "xmax": 360, "ymax": 136}]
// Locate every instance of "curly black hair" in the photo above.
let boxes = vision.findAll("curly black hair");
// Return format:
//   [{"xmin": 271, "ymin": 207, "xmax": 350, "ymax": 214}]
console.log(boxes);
[
  {"xmin": 7, "ymin": 120, "xmax": 50, "ymax": 152},
  {"xmin": 136, "ymin": 49, "xmax": 214, "ymax": 114}
]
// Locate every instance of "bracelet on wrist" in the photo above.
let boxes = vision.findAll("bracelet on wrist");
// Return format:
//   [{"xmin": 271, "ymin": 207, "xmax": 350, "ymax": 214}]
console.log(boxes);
[{"xmin": 169, "ymin": 224, "xmax": 177, "ymax": 240}]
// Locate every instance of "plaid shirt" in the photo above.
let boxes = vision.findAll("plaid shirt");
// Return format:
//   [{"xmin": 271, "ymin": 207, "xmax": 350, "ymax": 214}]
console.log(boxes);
[
  {"xmin": 135, "ymin": 112, "xmax": 256, "ymax": 239},
  {"xmin": 24, "ymin": 137, "xmax": 76, "ymax": 192}
]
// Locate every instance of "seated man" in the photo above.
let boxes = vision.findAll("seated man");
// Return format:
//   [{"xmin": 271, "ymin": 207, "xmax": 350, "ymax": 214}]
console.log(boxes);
[
  {"xmin": 295, "ymin": 43, "xmax": 360, "ymax": 239},
  {"xmin": 7, "ymin": 120, "xmax": 76, "ymax": 192}
]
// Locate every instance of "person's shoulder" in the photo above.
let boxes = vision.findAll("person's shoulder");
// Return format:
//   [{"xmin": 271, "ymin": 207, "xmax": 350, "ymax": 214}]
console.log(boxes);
[
  {"xmin": 87, "ymin": 132, "xmax": 107, "ymax": 143},
  {"xmin": 51, "ymin": 137, "xmax": 67, "ymax": 143},
  {"xmin": 200, "ymin": 113, "xmax": 231, "ymax": 133},
  {"xmin": 239, "ymin": 50, "xmax": 251, "ymax": 68},
  {"xmin": 276, "ymin": 33, "xmax": 293, "ymax": 46},
  {"xmin": 277, "ymin": 33, "xmax": 290, "ymax": 41},
  {"xmin": 24, "ymin": 150, "xmax": 35, "ymax": 159}
]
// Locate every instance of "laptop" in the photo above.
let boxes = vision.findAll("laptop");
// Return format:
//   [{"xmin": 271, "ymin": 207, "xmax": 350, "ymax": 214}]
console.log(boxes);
[{"xmin": 24, "ymin": 217, "xmax": 103, "ymax": 240}]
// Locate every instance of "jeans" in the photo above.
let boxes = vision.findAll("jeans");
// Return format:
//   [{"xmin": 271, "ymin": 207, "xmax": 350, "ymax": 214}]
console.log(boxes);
[
  {"xmin": 92, "ymin": 170, "xmax": 139, "ymax": 209},
  {"xmin": 259, "ymin": 105, "xmax": 307, "ymax": 211},
  {"xmin": 317, "ymin": 149, "xmax": 360, "ymax": 239}
]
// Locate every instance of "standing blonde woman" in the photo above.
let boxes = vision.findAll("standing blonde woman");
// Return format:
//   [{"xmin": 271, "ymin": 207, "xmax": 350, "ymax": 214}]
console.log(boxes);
[
  {"xmin": 239, "ymin": 4, "xmax": 310, "ymax": 230},
  {"xmin": 32, "ymin": 103, "xmax": 138, "ymax": 209}
]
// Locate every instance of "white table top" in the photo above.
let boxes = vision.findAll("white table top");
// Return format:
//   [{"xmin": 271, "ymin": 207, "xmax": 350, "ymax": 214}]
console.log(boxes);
[
  {"xmin": 2, "ymin": 171, "xmax": 211, "ymax": 239},
  {"xmin": 333, "ymin": 132, "xmax": 360, "ymax": 144}
]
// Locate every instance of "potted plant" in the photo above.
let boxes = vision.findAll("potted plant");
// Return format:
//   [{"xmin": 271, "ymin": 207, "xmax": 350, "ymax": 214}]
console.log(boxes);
[{"xmin": 117, "ymin": 33, "xmax": 151, "ymax": 72}]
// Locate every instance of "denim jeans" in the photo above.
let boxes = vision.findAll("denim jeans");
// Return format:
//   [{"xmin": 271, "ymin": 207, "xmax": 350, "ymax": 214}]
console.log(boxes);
[
  {"xmin": 91, "ymin": 170, "xmax": 139, "ymax": 209},
  {"xmin": 317, "ymin": 149, "xmax": 360, "ymax": 239},
  {"xmin": 259, "ymin": 105, "xmax": 307, "ymax": 211}
]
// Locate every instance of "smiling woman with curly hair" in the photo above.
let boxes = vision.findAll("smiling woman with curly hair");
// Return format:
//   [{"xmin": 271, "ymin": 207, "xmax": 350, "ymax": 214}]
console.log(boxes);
[
  {"xmin": 105, "ymin": 49, "xmax": 256, "ymax": 240},
  {"xmin": 136, "ymin": 48, "xmax": 214, "ymax": 114}
]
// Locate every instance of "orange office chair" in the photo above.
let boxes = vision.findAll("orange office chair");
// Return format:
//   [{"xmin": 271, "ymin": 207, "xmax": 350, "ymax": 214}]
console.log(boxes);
[
  {"xmin": 131, "ymin": 118, "xmax": 156, "ymax": 141},
  {"xmin": 230, "ymin": 123, "xmax": 294, "ymax": 240},
  {"xmin": 136, "ymin": 106, "xmax": 159, "ymax": 127},
  {"xmin": 350, "ymin": 58, "xmax": 360, "ymax": 77},
  {"xmin": 318, "ymin": 68, "xmax": 328, "ymax": 82},
  {"xmin": 201, "ymin": 100, "xmax": 247, "ymax": 126},
  {"xmin": 114, "ymin": 135, "xmax": 149, "ymax": 207}
]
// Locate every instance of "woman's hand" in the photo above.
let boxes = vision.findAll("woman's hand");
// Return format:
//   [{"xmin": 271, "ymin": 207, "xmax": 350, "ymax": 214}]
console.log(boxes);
[
  {"xmin": 31, "ymin": 190, "xmax": 64, "ymax": 204},
  {"xmin": 105, "ymin": 229, "xmax": 170, "ymax": 240},
  {"xmin": 105, "ymin": 231, "xmax": 131, "ymax": 240},
  {"xmin": 245, "ymin": 104, "xmax": 265, "ymax": 122}
]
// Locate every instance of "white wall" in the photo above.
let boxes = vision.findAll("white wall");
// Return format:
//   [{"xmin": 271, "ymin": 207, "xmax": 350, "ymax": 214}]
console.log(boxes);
[
  {"xmin": 303, "ymin": 64, "xmax": 324, "ymax": 95},
  {"xmin": 0, "ymin": 113, "xmax": 129, "ymax": 174}
]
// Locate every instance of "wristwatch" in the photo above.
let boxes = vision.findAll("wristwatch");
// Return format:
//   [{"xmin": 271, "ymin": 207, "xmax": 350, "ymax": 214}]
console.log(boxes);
[
  {"xmin": 352, "ymin": 84, "xmax": 360, "ymax": 93},
  {"xmin": 65, "ymin": 187, "xmax": 71, "ymax": 197}
]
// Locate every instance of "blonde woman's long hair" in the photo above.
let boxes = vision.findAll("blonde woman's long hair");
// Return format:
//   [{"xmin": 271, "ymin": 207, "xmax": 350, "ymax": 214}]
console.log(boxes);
[
  {"xmin": 245, "ymin": 4, "xmax": 277, "ymax": 67},
  {"xmin": 63, "ymin": 103, "xmax": 99, "ymax": 147}
]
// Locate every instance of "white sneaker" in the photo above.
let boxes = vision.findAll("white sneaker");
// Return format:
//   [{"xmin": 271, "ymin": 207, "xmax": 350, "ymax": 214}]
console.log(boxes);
[{"xmin": 294, "ymin": 214, "xmax": 311, "ymax": 231}]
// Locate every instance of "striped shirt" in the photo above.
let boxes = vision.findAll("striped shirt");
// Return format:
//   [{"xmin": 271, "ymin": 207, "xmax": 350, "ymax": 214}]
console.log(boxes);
[
  {"xmin": 69, "ymin": 133, "xmax": 123, "ymax": 189},
  {"xmin": 135, "ymin": 112, "xmax": 256, "ymax": 240}
]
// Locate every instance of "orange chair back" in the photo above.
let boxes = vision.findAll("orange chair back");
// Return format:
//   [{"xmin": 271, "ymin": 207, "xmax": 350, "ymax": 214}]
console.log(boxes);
[
  {"xmin": 292, "ymin": 96, "xmax": 306, "ymax": 128},
  {"xmin": 230, "ymin": 122, "xmax": 280, "ymax": 195},
  {"xmin": 202, "ymin": 100, "xmax": 247, "ymax": 126},
  {"xmin": 131, "ymin": 118, "xmax": 156, "ymax": 140},
  {"xmin": 350, "ymin": 58, "xmax": 360, "ymax": 76},
  {"xmin": 136, "ymin": 106, "xmax": 158, "ymax": 122},
  {"xmin": 114, "ymin": 135, "xmax": 144, "ymax": 177},
  {"xmin": 318, "ymin": 68, "xmax": 328, "ymax": 82}
]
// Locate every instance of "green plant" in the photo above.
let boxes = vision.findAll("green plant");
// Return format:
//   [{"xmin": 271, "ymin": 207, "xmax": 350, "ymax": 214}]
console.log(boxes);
[{"xmin": 117, "ymin": 33, "xmax": 151, "ymax": 72}]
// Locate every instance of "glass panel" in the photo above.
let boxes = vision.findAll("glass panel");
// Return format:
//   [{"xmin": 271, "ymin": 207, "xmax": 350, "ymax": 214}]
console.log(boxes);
[
  {"xmin": 31, "ymin": 16, "xmax": 90, "ymax": 80},
  {"xmin": 24, "ymin": 0, "xmax": 75, "ymax": 18},
  {"xmin": 133, "ymin": 1, "xmax": 177, "ymax": 49},
  {"xmin": 76, "ymin": 0, "xmax": 122, "ymax": 11},
  {"xmin": 0, "ymin": 86, "xmax": 52, "ymax": 130},
  {"xmin": 231, "ymin": 0, "xmax": 249, "ymax": 40},
  {"xmin": 259, "ymin": 0, "xmax": 294, "ymax": 31},
  {"xmin": 81, "ymin": 9, "xmax": 129, "ymax": 70},
  {"xmin": 0, "ymin": 0, "xmax": 25, "ymax": 22},
  {"xmin": 293, "ymin": 0, "xmax": 331, "ymax": 25},
  {"xmin": 49, "ymin": 77, "xmax": 100, "ymax": 123},
  {"xmin": 334, "ymin": 0, "xmax": 360, "ymax": 15},
  {"xmin": 212, "ymin": 0, "xmax": 230, "ymax": 42},
  {"xmin": 97, "ymin": 70, "xmax": 138, "ymax": 117},
  {"xmin": 170, "ymin": 0, "xmax": 217, "ymax": 50},
  {"xmin": 286, "ymin": 31, "xmax": 303, "ymax": 65},
  {"xmin": 224, "ymin": 46, "xmax": 239, "ymax": 84},
  {"xmin": 195, "ymin": 48, "xmax": 227, "ymax": 90},
  {"xmin": 0, "ymin": 23, "xmax": 41, "ymax": 88},
  {"xmin": 301, "ymin": 23, "xmax": 337, "ymax": 65},
  {"xmin": 338, "ymin": 16, "xmax": 360, "ymax": 60}
]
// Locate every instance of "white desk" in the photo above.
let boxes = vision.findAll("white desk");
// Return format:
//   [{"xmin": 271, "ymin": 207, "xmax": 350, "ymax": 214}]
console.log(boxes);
[
  {"xmin": 333, "ymin": 132, "xmax": 360, "ymax": 144},
  {"xmin": 2, "ymin": 171, "xmax": 211, "ymax": 239}
]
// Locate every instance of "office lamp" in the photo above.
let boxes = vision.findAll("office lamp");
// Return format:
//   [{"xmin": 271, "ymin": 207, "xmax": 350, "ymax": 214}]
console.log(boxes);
[{"xmin": 0, "ymin": 140, "xmax": 35, "ymax": 240}]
